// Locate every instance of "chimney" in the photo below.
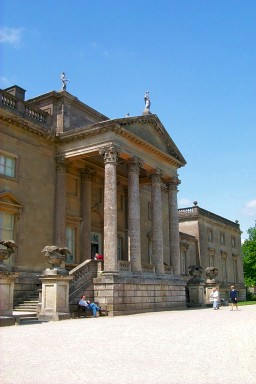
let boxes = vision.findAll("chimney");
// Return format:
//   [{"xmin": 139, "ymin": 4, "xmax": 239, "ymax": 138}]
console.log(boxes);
[{"xmin": 4, "ymin": 85, "xmax": 26, "ymax": 101}]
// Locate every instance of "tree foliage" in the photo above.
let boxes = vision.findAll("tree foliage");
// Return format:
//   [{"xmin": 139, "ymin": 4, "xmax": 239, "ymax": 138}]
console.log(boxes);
[{"xmin": 242, "ymin": 226, "xmax": 256, "ymax": 286}]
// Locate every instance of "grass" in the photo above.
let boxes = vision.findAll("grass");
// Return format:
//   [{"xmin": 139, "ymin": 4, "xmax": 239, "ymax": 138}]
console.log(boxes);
[{"xmin": 237, "ymin": 301, "xmax": 256, "ymax": 306}]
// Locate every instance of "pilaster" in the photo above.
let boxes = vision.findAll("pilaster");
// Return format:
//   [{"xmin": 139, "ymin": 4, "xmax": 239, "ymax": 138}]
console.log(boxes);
[{"xmin": 54, "ymin": 156, "xmax": 70, "ymax": 246}]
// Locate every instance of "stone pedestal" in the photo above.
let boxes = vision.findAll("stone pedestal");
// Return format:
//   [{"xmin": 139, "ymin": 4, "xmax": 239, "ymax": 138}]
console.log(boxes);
[
  {"xmin": 0, "ymin": 272, "xmax": 19, "ymax": 326},
  {"xmin": 38, "ymin": 274, "xmax": 73, "ymax": 321},
  {"xmin": 205, "ymin": 283, "xmax": 219, "ymax": 305},
  {"xmin": 187, "ymin": 283, "xmax": 205, "ymax": 307}
]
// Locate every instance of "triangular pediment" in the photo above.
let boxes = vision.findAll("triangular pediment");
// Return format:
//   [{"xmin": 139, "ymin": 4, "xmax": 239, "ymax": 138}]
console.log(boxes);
[
  {"xmin": 116, "ymin": 114, "xmax": 186, "ymax": 166},
  {"xmin": 0, "ymin": 191, "xmax": 24, "ymax": 208}
]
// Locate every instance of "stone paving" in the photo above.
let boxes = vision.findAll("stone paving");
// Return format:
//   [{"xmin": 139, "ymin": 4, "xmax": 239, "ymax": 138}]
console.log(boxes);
[{"xmin": 1, "ymin": 305, "xmax": 256, "ymax": 384}]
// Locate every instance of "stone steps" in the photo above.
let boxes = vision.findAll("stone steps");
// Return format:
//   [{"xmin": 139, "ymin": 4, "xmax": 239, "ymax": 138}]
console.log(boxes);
[{"xmin": 13, "ymin": 291, "xmax": 40, "ymax": 324}]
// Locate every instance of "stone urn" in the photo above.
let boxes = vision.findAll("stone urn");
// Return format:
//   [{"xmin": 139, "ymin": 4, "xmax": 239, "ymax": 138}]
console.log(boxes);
[
  {"xmin": 0, "ymin": 240, "xmax": 17, "ymax": 272},
  {"xmin": 41, "ymin": 245, "xmax": 71, "ymax": 275},
  {"xmin": 187, "ymin": 265, "xmax": 204, "ymax": 284},
  {"xmin": 205, "ymin": 266, "xmax": 218, "ymax": 284}
]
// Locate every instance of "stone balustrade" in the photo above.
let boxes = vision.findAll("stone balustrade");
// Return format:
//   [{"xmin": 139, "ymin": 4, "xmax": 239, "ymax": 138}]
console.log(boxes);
[
  {"xmin": 1, "ymin": 91, "xmax": 17, "ymax": 109},
  {"xmin": 118, "ymin": 260, "xmax": 131, "ymax": 272},
  {"xmin": 1, "ymin": 90, "xmax": 50, "ymax": 127},
  {"xmin": 24, "ymin": 103, "xmax": 48, "ymax": 123},
  {"xmin": 164, "ymin": 265, "xmax": 173, "ymax": 274},
  {"xmin": 142, "ymin": 263, "xmax": 156, "ymax": 274},
  {"xmin": 69, "ymin": 259, "xmax": 97, "ymax": 301}
]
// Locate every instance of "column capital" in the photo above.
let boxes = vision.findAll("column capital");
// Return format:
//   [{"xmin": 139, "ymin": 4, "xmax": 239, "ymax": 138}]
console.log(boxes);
[
  {"xmin": 81, "ymin": 166, "xmax": 96, "ymax": 182},
  {"xmin": 150, "ymin": 169, "xmax": 162, "ymax": 183},
  {"xmin": 167, "ymin": 177, "xmax": 181, "ymax": 191},
  {"xmin": 127, "ymin": 157, "xmax": 142, "ymax": 175},
  {"xmin": 99, "ymin": 145, "xmax": 119, "ymax": 164},
  {"xmin": 55, "ymin": 156, "xmax": 70, "ymax": 173}
]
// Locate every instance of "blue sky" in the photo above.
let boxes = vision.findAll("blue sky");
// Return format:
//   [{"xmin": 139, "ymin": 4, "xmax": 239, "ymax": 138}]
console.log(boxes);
[{"xmin": 1, "ymin": 0, "xmax": 255, "ymax": 240}]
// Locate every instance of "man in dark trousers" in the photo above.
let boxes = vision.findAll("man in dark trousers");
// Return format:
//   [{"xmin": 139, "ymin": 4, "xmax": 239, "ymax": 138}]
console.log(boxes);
[{"xmin": 229, "ymin": 285, "xmax": 238, "ymax": 311}]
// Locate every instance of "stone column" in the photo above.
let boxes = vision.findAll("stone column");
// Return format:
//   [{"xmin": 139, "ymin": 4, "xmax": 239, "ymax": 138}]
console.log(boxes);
[
  {"xmin": 151, "ymin": 170, "xmax": 164, "ymax": 275},
  {"xmin": 100, "ymin": 146, "xmax": 119, "ymax": 273},
  {"xmin": 128, "ymin": 158, "xmax": 142, "ymax": 273},
  {"xmin": 54, "ymin": 157, "xmax": 70, "ymax": 247},
  {"xmin": 81, "ymin": 167, "xmax": 96, "ymax": 262},
  {"xmin": 167, "ymin": 178, "xmax": 181, "ymax": 276}
]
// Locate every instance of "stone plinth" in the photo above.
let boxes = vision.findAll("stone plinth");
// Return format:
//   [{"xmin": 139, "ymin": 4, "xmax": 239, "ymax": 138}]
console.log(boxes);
[
  {"xmin": 0, "ymin": 272, "xmax": 19, "ymax": 326},
  {"xmin": 205, "ymin": 284, "xmax": 219, "ymax": 305},
  {"xmin": 38, "ymin": 275, "xmax": 73, "ymax": 321},
  {"xmin": 93, "ymin": 273, "xmax": 186, "ymax": 316},
  {"xmin": 187, "ymin": 283, "xmax": 205, "ymax": 307}
]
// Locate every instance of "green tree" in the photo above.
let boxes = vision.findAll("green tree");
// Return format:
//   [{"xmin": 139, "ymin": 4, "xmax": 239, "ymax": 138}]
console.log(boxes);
[{"xmin": 242, "ymin": 226, "xmax": 256, "ymax": 286}]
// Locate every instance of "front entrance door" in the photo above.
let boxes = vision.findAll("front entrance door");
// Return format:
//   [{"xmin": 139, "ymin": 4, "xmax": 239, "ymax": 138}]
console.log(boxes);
[{"xmin": 91, "ymin": 232, "xmax": 102, "ymax": 259}]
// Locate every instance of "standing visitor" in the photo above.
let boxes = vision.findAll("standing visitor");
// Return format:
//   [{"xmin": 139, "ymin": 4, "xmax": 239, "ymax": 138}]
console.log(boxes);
[
  {"xmin": 229, "ymin": 285, "xmax": 238, "ymax": 311},
  {"xmin": 210, "ymin": 287, "xmax": 219, "ymax": 310}
]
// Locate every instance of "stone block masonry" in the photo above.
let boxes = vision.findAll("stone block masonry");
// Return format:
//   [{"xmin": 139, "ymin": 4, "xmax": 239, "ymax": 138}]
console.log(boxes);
[{"xmin": 93, "ymin": 274, "xmax": 186, "ymax": 316}]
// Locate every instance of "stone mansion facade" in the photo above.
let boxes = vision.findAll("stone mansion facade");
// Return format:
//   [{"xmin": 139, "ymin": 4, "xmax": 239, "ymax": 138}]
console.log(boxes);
[{"xmin": 0, "ymin": 85, "xmax": 245, "ymax": 315}]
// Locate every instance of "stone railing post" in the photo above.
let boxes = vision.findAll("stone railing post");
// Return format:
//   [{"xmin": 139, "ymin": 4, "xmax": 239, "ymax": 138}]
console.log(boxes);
[
  {"xmin": 127, "ymin": 157, "xmax": 142, "ymax": 273},
  {"xmin": 54, "ymin": 156, "xmax": 70, "ymax": 246},
  {"xmin": 167, "ymin": 178, "xmax": 181, "ymax": 276},
  {"xmin": 99, "ymin": 146, "xmax": 119, "ymax": 273},
  {"xmin": 150, "ymin": 170, "xmax": 164, "ymax": 275}
]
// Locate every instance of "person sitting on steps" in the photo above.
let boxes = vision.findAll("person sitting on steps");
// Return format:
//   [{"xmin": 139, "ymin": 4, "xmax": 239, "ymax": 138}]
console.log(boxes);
[{"xmin": 79, "ymin": 295, "xmax": 101, "ymax": 317}]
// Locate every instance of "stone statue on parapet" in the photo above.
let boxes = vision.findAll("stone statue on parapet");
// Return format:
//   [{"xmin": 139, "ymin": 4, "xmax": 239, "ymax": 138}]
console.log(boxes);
[
  {"xmin": 60, "ymin": 72, "xmax": 70, "ymax": 91},
  {"xmin": 144, "ymin": 91, "xmax": 151, "ymax": 112}
]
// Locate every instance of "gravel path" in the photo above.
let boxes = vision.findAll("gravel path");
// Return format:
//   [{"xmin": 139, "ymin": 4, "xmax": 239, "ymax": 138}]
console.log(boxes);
[{"xmin": 1, "ymin": 305, "xmax": 256, "ymax": 384}]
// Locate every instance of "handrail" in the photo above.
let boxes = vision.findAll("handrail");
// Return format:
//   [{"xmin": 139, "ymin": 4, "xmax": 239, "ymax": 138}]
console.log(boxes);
[{"xmin": 69, "ymin": 259, "xmax": 98, "ymax": 302}]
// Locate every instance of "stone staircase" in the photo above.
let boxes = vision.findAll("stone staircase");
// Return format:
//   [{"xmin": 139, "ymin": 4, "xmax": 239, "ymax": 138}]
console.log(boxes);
[{"xmin": 13, "ymin": 290, "xmax": 41, "ymax": 324}]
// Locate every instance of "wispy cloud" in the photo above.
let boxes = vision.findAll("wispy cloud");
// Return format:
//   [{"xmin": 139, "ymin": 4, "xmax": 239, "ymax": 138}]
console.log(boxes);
[
  {"xmin": 0, "ymin": 76, "xmax": 11, "ymax": 87},
  {"xmin": 242, "ymin": 199, "xmax": 256, "ymax": 216},
  {"xmin": 0, "ymin": 27, "xmax": 23, "ymax": 45}
]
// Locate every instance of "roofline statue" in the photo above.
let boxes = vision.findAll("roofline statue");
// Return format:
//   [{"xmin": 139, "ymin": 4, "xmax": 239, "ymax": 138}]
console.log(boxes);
[{"xmin": 60, "ymin": 72, "xmax": 70, "ymax": 91}]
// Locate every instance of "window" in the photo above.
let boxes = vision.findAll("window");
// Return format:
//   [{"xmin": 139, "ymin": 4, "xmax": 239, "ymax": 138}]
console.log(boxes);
[
  {"xmin": 221, "ymin": 254, "xmax": 227, "ymax": 282},
  {"xmin": 0, "ymin": 212, "xmax": 15, "ymax": 267},
  {"xmin": 208, "ymin": 228, "xmax": 213, "ymax": 242},
  {"xmin": 180, "ymin": 250, "xmax": 187, "ymax": 275},
  {"xmin": 231, "ymin": 236, "xmax": 236, "ymax": 248},
  {"xmin": 0, "ymin": 154, "xmax": 15, "ymax": 177},
  {"xmin": 117, "ymin": 194, "xmax": 124, "ymax": 211},
  {"xmin": 209, "ymin": 249, "xmax": 215, "ymax": 267},
  {"xmin": 66, "ymin": 226, "xmax": 76, "ymax": 263},
  {"xmin": 233, "ymin": 257, "xmax": 238, "ymax": 283},
  {"xmin": 0, "ymin": 212, "xmax": 14, "ymax": 240},
  {"xmin": 117, "ymin": 236, "xmax": 123, "ymax": 260},
  {"xmin": 220, "ymin": 232, "xmax": 225, "ymax": 245}
]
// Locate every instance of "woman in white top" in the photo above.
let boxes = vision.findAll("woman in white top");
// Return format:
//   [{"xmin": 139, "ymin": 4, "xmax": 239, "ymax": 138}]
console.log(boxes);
[{"xmin": 210, "ymin": 287, "xmax": 219, "ymax": 310}]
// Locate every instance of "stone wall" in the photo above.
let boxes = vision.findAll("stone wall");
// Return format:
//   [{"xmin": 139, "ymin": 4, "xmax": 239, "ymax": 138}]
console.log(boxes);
[{"xmin": 93, "ymin": 274, "xmax": 186, "ymax": 316}]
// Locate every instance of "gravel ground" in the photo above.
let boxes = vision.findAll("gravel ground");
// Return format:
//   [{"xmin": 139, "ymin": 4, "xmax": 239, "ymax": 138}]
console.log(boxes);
[{"xmin": 1, "ymin": 305, "xmax": 256, "ymax": 384}]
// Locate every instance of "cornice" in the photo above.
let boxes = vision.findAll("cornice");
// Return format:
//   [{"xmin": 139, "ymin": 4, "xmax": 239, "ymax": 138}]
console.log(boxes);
[
  {"xmin": 59, "ymin": 121, "xmax": 184, "ymax": 168},
  {"xmin": 0, "ymin": 108, "xmax": 55, "ymax": 141}
]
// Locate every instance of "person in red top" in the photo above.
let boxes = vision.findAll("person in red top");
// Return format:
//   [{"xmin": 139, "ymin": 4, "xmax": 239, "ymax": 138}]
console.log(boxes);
[{"xmin": 94, "ymin": 253, "xmax": 104, "ymax": 260}]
